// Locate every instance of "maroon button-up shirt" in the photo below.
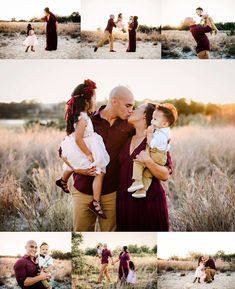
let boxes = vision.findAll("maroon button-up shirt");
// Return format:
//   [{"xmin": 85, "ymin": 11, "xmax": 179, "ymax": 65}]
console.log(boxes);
[
  {"xmin": 105, "ymin": 18, "xmax": 116, "ymax": 34},
  {"xmin": 14, "ymin": 255, "xmax": 45, "ymax": 289},
  {"xmin": 205, "ymin": 258, "xmax": 216, "ymax": 270},
  {"xmin": 101, "ymin": 249, "xmax": 112, "ymax": 264},
  {"xmin": 73, "ymin": 106, "xmax": 134, "ymax": 196},
  {"xmin": 189, "ymin": 24, "xmax": 212, "ymax": 53}
]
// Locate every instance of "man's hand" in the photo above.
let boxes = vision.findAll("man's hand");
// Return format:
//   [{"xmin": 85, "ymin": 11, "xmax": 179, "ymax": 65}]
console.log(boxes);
[
  {"xmin": 87, "ymin": 154, "xmax": 95, "ymax": 163},
  {"xmin": 39, "ymin": 272, "xmax": 48, "ymax": 281},
  {"xmin": 73, "ymin": 167, "xmax": 96, "ymax": 176}
]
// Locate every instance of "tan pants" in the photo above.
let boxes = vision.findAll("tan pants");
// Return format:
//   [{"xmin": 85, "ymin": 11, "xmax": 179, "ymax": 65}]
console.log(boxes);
[
  {"xmin": 98, "ymin": 263, "xmax": 111, "ymax": 283},
  {"xmin": 204, "ymin": 269, "xmax": 216, "ymax": 282},
  {"xmin": 132, "ymin": 148, "xmax": 167, "ymax": 191},
  {"xmin": 41, "ymin": 280, "xmax": 50, "ymax": 289},
  {"xmin": 72, "ymin": 190, "xmax": 116, "ymax": 231},
  {"xmin": 97, "ymin": 30, "xmax": 114, "ymax": 50},
  {"xmin": 197, "ymin": 50, "xmax": 209, "ymax": 59}
]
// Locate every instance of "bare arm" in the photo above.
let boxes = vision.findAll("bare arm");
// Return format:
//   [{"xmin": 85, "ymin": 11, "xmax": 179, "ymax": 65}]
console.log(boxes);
[
  {"xmin": 136, "ymin": 150, "xmax": 169, "ymax": 181},
  {"xmin": 74, "ymin": 118, "xmax": 92, "ymax": 157},
  {"xmin": 24, "ymin": 273, "xmax": 47, "ymax": 287},
  {"xmin": 56, "ymin": 21, "xmax": 59, "ymax": 32}
]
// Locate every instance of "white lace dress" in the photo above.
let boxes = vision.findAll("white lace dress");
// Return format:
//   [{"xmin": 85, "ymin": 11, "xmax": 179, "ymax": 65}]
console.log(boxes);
[
  {"xmin": 60, "ymin": 112, "xmax": 110, "ymax": 174},
  {"xmin": 23, "ymin": 29, "xmax": 38, "ymax": 46},
  {"xmin": 194, "ymin": 262, "xmax": 205, "ymax": 278}
]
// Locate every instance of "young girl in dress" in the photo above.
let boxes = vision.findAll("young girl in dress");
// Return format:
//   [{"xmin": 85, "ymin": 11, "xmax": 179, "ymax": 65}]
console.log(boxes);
[
  {"xmin": 56, "ymin": 79, "xmax": 110, "ymax": 219},
  {"xmin": 23, "ymin": 24, "xmax": 38, "ymax": 52},
  {"xmin": 126, "ymin": 261, "xmax": 136, "ymax": 284},
  {"xmin": 193, "ymin": 256, "xmax": 205, "ymax": 283},
  {"xmin": 116, "ymin": 13, "xmax": 126, "ymax": 33}
]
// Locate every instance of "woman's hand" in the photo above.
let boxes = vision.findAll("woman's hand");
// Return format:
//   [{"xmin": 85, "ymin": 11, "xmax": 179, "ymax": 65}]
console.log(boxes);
[
  {"xmin": 87, "ymin": 154, "xmax": 94, "ymax": 163},
  {"xmin": 135, "ymin": 150, "xmax": 151, "ymax": 164}
]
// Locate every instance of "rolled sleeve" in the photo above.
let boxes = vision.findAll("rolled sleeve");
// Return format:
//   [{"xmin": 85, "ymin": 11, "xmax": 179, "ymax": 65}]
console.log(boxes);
[
  {"xmin": 14, "ymin": 259, "xmax": 27, "ymax": 288},
  {"xmin": 200, "ymin": 25, "xmax": 212, "ymax": 33}
]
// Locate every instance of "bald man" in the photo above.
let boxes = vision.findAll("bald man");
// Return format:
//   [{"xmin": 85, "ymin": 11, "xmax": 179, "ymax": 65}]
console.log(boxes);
[
  {"xmin": 72, "ymin": 85, "xmax": 135, "ymax": 231},
  {"xmin": 14, "ymin": 240, "xmax": 49, "ymax": 289},
  {"xmin": 184, "ymin": 17, "xmax": 212, "ymax": 59}
]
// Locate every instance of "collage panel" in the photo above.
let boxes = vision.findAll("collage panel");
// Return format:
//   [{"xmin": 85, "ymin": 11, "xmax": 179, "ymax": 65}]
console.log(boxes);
[
  {"xmin": 157, "ymin": 232, "xmax": 235, "ymax": 289},
  {"xmin": 72, "ymin": 232, "xmax": 157, "ymax": 289},
  {"xmin": 0, "ymin": 232, "xmax": 71, "ymax": 289},
  {"xmin": 0, "ymin": 0, "xmax": 81, "ymax": 59},
  {"xmin": 80, "ymin": 0, "xmax": 161, "ymax": 59},
  {"xmin": 0, "ymin": 60, "xmax": 235, "ymax": 232},
  {"xmin": 161, "ymin": 0, "xmax": 235, "ymax": 59}
]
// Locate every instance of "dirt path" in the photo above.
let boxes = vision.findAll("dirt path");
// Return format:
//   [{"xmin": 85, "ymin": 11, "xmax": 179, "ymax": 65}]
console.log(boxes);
[
  {"xmin": 0, "ymin": 34, "xmax": 81, "ymax": 59},
  {"xmin": 80, "ymin": 40, "xmax": 161, "ymax": 59},
  {"xmin": 158, "ymin": 271, "xmax": 235, "ymax": 289}
]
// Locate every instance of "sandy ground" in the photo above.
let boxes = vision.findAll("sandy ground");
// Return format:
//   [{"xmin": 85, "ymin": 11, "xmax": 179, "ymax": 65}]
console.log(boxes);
[
  {"xmin": 158, "ymin": 271, "xmax": 235, "ymax": 289},
  {"xmin": 0, "ymin": 34, "xmax": 81, "ymax": 59},
  {"xmin": 80, "ymin": 40, "xmax": 161, "ymax": 59}
]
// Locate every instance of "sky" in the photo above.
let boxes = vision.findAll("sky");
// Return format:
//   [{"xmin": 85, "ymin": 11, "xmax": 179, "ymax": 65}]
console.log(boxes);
[
  {"xmin": 81, "ymin": 0, "xmax": 161, "ymax": 30},
  {"xmin": 158, "ymin": 232, "xmax": 235, "ymax": 259},
  {"xmin": 79, "ymin": 232, "xmax": 157, "ymax": 250},
  {"xmin": 0, "ymin": 60, "xmax": 235, "ymax": 105},
  {"xmin": 162, "ymin": 0, "xmax": 235, "ymax": 26},
  {"xmin": 0, "ymin": 0, "xmax": 80, "ymax": 21},
  {"xmin": 0, "ymin": 232, "xmax": 71, "ymax": 256}
]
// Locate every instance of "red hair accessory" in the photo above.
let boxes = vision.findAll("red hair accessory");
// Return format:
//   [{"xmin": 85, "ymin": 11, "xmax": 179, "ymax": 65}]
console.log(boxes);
[{"xmin": 64, "ymin": 79, "xmax": 97, "ymax": 120}]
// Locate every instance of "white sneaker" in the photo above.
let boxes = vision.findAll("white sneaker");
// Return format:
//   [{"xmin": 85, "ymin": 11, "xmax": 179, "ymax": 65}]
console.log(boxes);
[
  {"xmin": 127, "ymin": 182, "xmax": 144, "ymax": 192},
  {"xmin": 132, "ymin": 190, "xmax": 146, "ymax": 198}
]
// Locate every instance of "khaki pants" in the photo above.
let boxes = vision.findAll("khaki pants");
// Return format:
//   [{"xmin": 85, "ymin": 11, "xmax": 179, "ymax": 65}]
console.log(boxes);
[
  {"xmin": 72, "ymin": 190, "xmax": 116, "ymax": 231},
  {"xmin": 197, "ymin": 50, "xmax": 209, "ymax": 59},
  {"xmin": 97, "ymin": 30, "xmax": 114, "ymax": 50},
  {"xmin": 132, "ymin": 148, "xmax": 167, "ymax": 192},
  {"xmin": 98, "ymin": 263, "xmax": 110, "ymax": 283},
  {"xmin": 204, "ymin": 269, "xmax": 216, "ymax": 282},
  {"xmin": 41, "ymin": 280, "xmax": 50, "ymax": 288}
]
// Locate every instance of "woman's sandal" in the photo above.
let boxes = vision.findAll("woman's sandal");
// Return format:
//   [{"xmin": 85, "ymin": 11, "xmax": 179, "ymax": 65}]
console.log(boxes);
[
  {"xmin": 88, "ymin": 200, "xmax": 107, "ymax": 219},
  {"xmin": 55, "ymin": 178, "xmax": 70, "ymax": 194}
]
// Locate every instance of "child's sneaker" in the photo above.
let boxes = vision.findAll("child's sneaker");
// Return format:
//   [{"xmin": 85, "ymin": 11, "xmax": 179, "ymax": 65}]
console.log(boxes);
[
  {"xmin": 132, "ymin": 189, "xmax": 146, "ymax": 198},
  {"xmin": 127, "ymin": 181, "xmax": 144, "ymax": 192},
  {"xmin": 88, "ymin": 200, "xmax": 107, "ymax": 219}
]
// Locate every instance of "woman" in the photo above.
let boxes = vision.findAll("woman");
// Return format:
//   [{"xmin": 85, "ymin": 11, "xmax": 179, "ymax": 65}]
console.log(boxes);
[
  {"xmin": 114, "ymin": 246, "xmax": 130, "ymax": 283},
  {"xmin": 41, "ymin": 7, "xmax": 58, "ymax": 51},
  {"xmin": 117, "ymin": 103, "xmax": 172, "ymax": 231},
  {"xmin": 126, "ymin": 16, "xmax": 138, "ymax": 52}
]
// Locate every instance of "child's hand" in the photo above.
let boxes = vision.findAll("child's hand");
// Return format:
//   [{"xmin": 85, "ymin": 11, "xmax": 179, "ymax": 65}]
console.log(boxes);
[
  {"xmin": 147, "ymin": 125, "xmax": 155, "ymax": 134},
  {"xmin": 87, "ymin": 154, "xmax": 94, "ymax": 163}
]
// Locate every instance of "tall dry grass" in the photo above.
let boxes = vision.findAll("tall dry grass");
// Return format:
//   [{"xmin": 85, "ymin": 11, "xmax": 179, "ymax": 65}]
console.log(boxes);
[
  {"xmin": 0, "ymin": 127, "xmax": 72, "ymax": 231},
  {"xmin": 72, "ymin": 255, "xmax": 157, "ymax": 289},
  {"xmin": 161, "ymin": 30, "xmax": 235, "ymax": 58},
  {"xmin": 81, "ymin": 30, "xmax": 161, "ymax": 44},
  {"xmin": 0, "ymin": 22, "xmax": 80, "ymax": 36},
  {"xmin": 157, "ymin": 259, "xmax": 235, "ymax": 273},
  {"xmin": 165, "ymin": 125, "xmax": 235, "ymax": 231},
  {"xmin": 0, "ymin": 125, "xmax": 234, "ymax": 231},
  {"xmin": 0, "ymin": 257, "xmax": 71, "ymax": 287}
]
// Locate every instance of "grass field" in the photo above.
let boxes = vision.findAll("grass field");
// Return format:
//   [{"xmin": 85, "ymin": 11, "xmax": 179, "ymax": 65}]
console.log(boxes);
[
  {"xmin": 0, "ymin": 257, "xmax": 71, "ymax": 288},
  {"xmin": 161, "ymin": 30, "xmax": 235, "ymax": 59},
  {"xmin": 0, "ymin": 125, "xmax": 234, "ymax": 231},
  {"xmin": 72, "ymin": 255, "xmax": 157, "ymax": 289}
]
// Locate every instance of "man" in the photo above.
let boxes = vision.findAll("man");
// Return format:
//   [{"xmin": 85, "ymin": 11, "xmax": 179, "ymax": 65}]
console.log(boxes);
[
  {"xmin": 14, "ymin": 240, "xmax": 49, "ymax": 289},
  {"xmin": 204, "ymin": 255, "xmax": 216, "ymax": 283},
  {"xmin": 94, "ymin": 14, "xmax": 116, "ymax": 52},
  {"xmin": 97, "ymin": 243, "xmax": 114, "ymax": 284},
  {"xmin": 72, "ymin": 85, "xmax": 135, "ymax": 231},
  {"xmin": 184, "ymin": 17, "xmax": 212, "ymax": 59}
]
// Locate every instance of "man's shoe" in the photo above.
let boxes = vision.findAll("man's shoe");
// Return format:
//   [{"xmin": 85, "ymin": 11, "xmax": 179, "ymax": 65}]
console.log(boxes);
[
  {"xmin": 110, "ymin": 50, "xmax": 116, "ymax": 52},
  {"xmin": 94, "ymin": 47, "xmax": 98, "ymax": 52}
]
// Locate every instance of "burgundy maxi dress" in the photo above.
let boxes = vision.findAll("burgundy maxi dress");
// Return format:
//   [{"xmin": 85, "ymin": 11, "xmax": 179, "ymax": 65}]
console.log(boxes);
[
  {"xmin": 118, "ymin": 251, "xmax": 130, "ymax": 280},
  {"xmin": 42, "ymin": 15, "xmax": 58, "ymax": 50},
  {"xmin": 117, "ymin": 138, "xmax": 172, "ymax": 231},
  {"xmin": 126, "ymin": 22, "xmax": 138, "ymax": 52}
]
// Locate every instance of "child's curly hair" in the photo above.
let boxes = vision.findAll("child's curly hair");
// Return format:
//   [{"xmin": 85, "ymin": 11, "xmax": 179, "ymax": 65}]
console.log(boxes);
[
  {"xmin": 156, "ymin": 103, "xmax": 178, "ymax": 127},
  {"xmin": 65, "ymin": 79, "xmax": 97, "ymax": 135}
]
